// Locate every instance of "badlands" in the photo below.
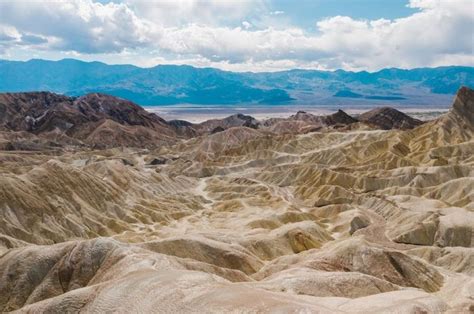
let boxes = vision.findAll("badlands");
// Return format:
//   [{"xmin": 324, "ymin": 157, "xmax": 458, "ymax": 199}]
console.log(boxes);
[{"xmin": 0, "ymin": 87, "xmax": 473, "ymax": 313}]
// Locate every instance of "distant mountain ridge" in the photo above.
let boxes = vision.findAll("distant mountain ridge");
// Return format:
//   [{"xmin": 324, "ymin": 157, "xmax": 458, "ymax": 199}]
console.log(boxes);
[
  {"xmin": 0, "ymin": 90, "xmax": 431, "ymax": 150},
  {"xmin": 0, "ymin": 58, "xmax": 472, "ymax": 106}
]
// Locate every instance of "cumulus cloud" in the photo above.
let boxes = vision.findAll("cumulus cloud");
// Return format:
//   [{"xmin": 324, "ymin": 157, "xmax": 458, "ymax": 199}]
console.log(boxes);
[
  {"xmin": 0, "ymin": 0, "xmax": 153, "ymax": 53},
  {"xmin": 150, "ymin": 0, "xmax": 473, "ymax": 70},
  {"xmin": 124, "ymin": 0, "xmax": 265, "ymax": 26},
  {"xmin": 156, "ymin": 25, "xmax": 329, "ymax": 63},
  {"xmin": 0, "ymin": 0, "xmax": 472, "ymax": 71}
]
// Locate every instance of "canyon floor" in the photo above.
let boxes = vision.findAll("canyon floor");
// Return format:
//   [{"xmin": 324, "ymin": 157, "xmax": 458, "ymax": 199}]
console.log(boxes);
[{"xmin": 0, "ymin": 88, "xmax": 473, "ymax": 313}]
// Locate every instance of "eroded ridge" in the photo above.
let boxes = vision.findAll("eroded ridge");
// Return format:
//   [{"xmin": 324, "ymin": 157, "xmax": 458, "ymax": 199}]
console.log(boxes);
[{"xmin": 0, "ymin": 87, "xmax": 473, "ymax": 313}]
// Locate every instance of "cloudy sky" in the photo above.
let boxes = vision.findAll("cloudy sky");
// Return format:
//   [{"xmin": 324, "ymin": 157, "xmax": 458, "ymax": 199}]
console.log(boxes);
[{"xmin": 0, "ymin": 0, "xmax": 473, "ymax": 71}]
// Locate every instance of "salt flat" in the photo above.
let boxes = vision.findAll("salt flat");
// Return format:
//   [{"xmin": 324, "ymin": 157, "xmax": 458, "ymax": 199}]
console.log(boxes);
[{"xmin": 145, "ymin": 105, "xmax": 449, "ymax": 123}]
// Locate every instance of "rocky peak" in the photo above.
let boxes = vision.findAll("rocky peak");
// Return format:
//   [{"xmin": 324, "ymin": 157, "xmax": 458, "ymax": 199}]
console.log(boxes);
[
  {"xmin": 196, "ymin": 113, "xmax": 260, "ymax": 133},
  {"xmin": 0, "ymin": 91, "xmax": 178, "ymax": 148},
  {"xmin": 73, "ymin": 93, "xmax": 168, "ymax": 127},
  {"xmin": 450, "ymin": 86, "xmax": 474, "ymax": 127},
  {"xmin": 359, "ymin": 107, "xmax": 423, "ymax": 130},
  {"xmin": 290, "ymin": 109, "xmax": 357, "ymax": 127},
  {"xmin": 326, "ymin": 109, "xmax": 358, "ymax": 125},
  {"xmin": 227, "ymin": 114, "xmax": 259, "ymax": 129}
]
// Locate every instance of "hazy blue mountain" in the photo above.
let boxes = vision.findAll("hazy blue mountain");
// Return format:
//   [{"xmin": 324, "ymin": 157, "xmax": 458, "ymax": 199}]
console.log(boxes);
[{"xmin": 0, "ymin": 58, "xmax": 472, "ymax": 106}]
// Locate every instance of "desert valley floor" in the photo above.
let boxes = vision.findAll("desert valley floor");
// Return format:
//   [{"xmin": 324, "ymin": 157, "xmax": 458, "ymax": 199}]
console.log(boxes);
[{"xmin": 0, "ymin": 87, "xmax": 473, "ymax": 313}]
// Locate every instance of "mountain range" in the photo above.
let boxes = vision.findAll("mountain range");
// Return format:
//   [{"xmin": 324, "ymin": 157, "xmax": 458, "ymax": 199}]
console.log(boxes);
[
  {"xmin": 0, "ymin": 91, "xmax": 423, "ymax": 150},
  {"xmin": 0, "ymin": 59, "xmax": 472, "ymax": 106}
]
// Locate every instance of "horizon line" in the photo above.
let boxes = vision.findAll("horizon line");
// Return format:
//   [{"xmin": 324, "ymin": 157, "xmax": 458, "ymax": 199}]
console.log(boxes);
[{"xmin": 1, "ymin": 57, "xmax": 473, "ymax": 75}]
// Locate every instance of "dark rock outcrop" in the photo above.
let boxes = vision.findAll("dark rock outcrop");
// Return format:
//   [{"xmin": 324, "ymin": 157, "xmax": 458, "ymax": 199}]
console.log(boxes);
[
  {"xmin": 148, "ymin": 157, "xmax": 167, "ymax": 165},
  {"xmin": 325, "ymin": 109, "xmax": 359, "ymax": 125},
  {"xmin": 196, "ymin": 113, "xmax": 260, "ymax": 133},
  {"xmin": 0, "ymin": 92, "xmax": 179, "ymax": 148},
  {"xmin": 449, "ymin": 86, "xmax": 474, "ymax": 128},
  {"xmin": 261, "ymin": 109, "xmax": 358, "ymax": 134},
  {"xmin": 358, "ymin": 107, "xmax": 424, "ymax": 130}
]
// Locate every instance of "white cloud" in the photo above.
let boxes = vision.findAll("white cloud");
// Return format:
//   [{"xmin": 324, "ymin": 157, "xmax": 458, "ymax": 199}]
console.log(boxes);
[
  {"xmin": 0, "ymin": 0, "xmax": 153, "ymax": 53},
  {"xmin": 242, "ymin": 21, "xmax": 252, "ymax": 29},
  {"xmin": 156, "ymin": 25, "xmax": 326, "ymax": 63},
  {"xmin": 124, "ymin": 0, "xmax": 265, "ymax": 26},
  {"xmin": 310, "ymin": 0, "xmax": 474, "ymax": 70},
  {"xmin": 269, "ymin": 10, "xmax": 284, "ymax": 15},
  {"xmin": 0, "ymin": 0, "xmax": 472, "ymax": 71}
]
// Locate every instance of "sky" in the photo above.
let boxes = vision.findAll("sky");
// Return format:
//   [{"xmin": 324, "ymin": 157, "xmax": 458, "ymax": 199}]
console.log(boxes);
[{"xmin": 0, "ymin": 0, "xmax": 473, "ymax": 72}]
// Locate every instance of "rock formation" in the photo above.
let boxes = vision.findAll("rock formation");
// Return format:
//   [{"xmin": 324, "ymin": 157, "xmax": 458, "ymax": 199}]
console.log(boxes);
[
  {"xmin": 358, "ymin": 107, "xmax": 424, "ymax": 129},
  {"xmin": 0, "ymin": 87, "xmax": 473, "ymax": 312},
  {"xmin": 0, "ymin": 92, "xmax": 178, "ymax": 149}
]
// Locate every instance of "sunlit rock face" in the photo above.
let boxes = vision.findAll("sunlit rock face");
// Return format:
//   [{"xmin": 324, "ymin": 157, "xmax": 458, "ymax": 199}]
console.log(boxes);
[{"xmin": 0, "ymin": 87, "xmax": 473, "ymax": 313}]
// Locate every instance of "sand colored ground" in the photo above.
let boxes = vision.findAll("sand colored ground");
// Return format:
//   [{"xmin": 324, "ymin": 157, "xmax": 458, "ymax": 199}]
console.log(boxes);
[{"xmin": 0, "ymin": 87, "xmax": 473, "ymax": 313}]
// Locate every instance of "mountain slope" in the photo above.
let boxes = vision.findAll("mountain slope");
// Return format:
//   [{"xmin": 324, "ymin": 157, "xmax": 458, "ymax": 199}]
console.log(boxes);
[
  {"xmin": 0, "ymin": 90, "xmax": 437, "ymax": 151},
  {"xmin": 0, "ymin": 92, "xmax": 179, "ymax": 149},
  {"xmin": 358, "ymin": 107, "xmax": 424, "ymax": 130}
]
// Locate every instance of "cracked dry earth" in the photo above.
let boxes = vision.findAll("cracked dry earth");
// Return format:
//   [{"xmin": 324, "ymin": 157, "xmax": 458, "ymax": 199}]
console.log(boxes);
[{"xmin": 1, "ymin": 88, "xmax": 474, "ymax": 313}]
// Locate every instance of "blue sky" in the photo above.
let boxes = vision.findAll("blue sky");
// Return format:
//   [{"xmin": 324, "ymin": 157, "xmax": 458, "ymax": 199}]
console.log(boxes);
[
  {"xmin": 269, "ymin": 0, "xmax": 417, "ymax": 29},
  {"xmin": 0, "ymin": 0, "xmax": 472, "ymax": 71}
]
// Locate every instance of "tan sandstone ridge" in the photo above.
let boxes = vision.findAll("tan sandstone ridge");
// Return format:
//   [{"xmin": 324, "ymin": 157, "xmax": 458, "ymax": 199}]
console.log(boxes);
[{"xmin": 0, "ymin": 87, "xmax": 473, "ymax": 313}]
